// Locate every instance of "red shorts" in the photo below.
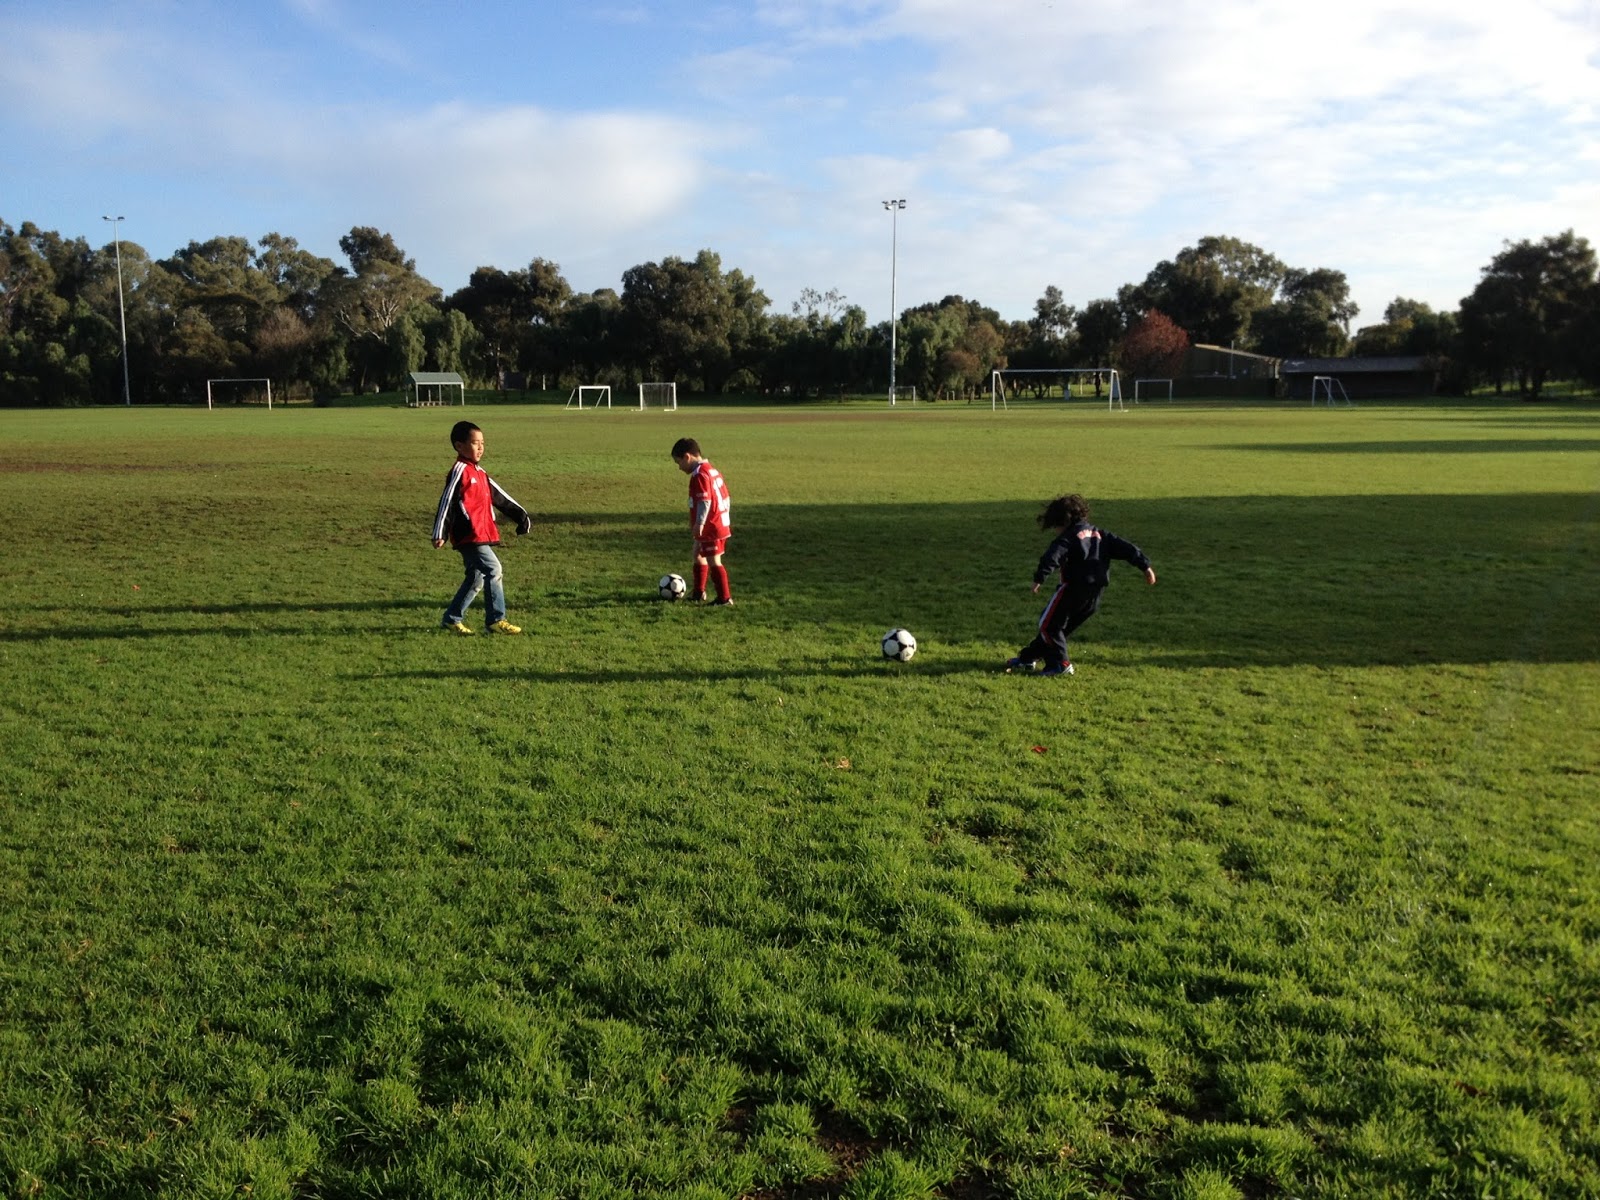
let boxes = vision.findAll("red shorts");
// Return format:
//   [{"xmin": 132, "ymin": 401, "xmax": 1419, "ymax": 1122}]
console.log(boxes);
[{"xmin": 695, "ymin": 535, "xmax": 728, "ymax": 557}]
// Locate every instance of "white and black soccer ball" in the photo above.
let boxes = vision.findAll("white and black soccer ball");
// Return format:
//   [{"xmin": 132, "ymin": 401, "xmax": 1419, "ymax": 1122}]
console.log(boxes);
[
  {"xmin": 881, "ymin": 627, "xmax": 917, "ymax": 662},
  {"xmin": 658, "ymin": 573, "xmax": 687, "ymax": 601}
]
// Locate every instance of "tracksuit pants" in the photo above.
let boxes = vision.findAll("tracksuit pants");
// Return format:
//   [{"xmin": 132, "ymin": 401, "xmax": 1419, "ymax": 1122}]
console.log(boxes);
[{"xmin": 1017, "ymin": 584, "xmax": 1102, "ymax": 669}]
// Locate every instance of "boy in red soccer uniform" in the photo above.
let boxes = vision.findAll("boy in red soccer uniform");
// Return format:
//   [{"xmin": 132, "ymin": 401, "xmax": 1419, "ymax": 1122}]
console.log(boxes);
[
  {"xmin": 432, "ymin": 420, "xmax": 532, "ymax": 634},
  {"xmin": 1007, "ymin": 493, "xmax": 1155, "ymax": 675},
  {"xmin": 670, "ymin": 437, "xmax": 733, "ymax": 605}
]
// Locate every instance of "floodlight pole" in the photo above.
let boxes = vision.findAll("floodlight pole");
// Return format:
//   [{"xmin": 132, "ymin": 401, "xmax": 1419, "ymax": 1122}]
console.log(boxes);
[
  {"xmin": 883, "ymin": 199, "xmax": 906, "ymax": 406},
  {"xmin": 102, "ymin": 215, "xmax": 131, "ymax": 406}
]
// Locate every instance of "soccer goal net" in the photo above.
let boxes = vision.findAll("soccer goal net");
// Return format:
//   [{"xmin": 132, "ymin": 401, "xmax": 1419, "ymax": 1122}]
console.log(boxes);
[
  {"xmin": 206, "ymin": 378, "xmax": 273, "ymax": 409},
  {"xmin": 889, "ymin": 385, "xmax": 917, "ymax": 406},
  {"xmin": 565, "ymin": 385, "xmax": 612, "ymax": 410},
  {"xmin": 990, "ymin": 369, "xmax": 1123, "ymax": 411},
  {"xmin": 638, "ymin": 382, "xmax": 677, "ymax": 411},
  {"xmin": 1134, "ymin": 378, "xmax": 1173, "ymax": 403},
  {"xmin": 1311, "ymin": 376, "xmax": 1353, "ymax": 406}
]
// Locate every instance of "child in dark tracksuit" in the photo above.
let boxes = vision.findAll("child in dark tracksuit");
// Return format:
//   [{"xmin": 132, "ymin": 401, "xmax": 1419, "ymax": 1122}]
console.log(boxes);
[{"xmin": 1007, "ymin": 494, "xmax": 1156, "ymax": 676}]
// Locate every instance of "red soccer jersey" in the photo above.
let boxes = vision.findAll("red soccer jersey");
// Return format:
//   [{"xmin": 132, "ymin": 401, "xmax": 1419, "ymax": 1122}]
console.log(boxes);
[{"xmin": 688, "ymin": 461, "xmax": 731, "ymax": 540}]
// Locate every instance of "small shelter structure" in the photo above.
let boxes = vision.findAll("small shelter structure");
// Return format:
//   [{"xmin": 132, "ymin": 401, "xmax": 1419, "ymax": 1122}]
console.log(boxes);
[{"xmin": 408, "ymin": 372, "xmax": 465, "ymax": 407}]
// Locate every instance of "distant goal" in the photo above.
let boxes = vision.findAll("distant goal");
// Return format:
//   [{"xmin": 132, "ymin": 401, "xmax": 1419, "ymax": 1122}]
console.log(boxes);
[
  {"xmin": 990, "ymin": 368, "xmax": 1123, "ymax": 411},
  {"xmin": 565, "ymin": 385, "xmax": 612, "ymax": 410},
  {"xmin": 1134, "ymin": 378, "xmax": 1173, "ymax": 403},
  {"xmin": 638, "ymin": 382, "xmax": 677, "ymax": 411},
  {"xmin": 206, "ymin": 378, "xmax": 273, "ymax": 409},
  {"xmin": 1311, "ymin": 376, "xmax": 1353, "ymax": 406}
]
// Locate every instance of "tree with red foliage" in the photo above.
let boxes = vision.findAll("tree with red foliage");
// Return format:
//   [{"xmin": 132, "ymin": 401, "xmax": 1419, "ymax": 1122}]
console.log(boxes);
[{"xmin": 1116, "ymin": 309, "xmax": 1190, "ymax": 380}]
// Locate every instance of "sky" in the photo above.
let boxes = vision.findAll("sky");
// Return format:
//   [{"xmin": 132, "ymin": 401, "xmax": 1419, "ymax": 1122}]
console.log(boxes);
[{"xmin": 3, "ymin": 0, "xmax": 1598, "ymax": 331}]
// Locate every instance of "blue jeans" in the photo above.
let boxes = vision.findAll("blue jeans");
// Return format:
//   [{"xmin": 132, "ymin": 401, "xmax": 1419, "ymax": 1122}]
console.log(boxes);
[{"xmin": 444, "ymin": 544, "xmax": 506, "ymax": 626}]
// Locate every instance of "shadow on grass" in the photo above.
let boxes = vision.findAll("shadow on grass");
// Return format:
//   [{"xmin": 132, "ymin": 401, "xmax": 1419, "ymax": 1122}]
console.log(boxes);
[
  {"xmin": 355, "ymin": 659, "xmax": 988, "ymax": 685},
  {"xmin": 1220, "ymin": 439, "xmax": 1600, "ymax": 454},
  {"xmin": 542, "ymin": 490, "xmax": 1600, "ymax": 669},
  {"xmin": 16, "ymin": 492, "xmax": 1598, "ymax": 668},
  {"xmin": 81, "ymin": 599, "xmax": 441, "ymax": 617}
]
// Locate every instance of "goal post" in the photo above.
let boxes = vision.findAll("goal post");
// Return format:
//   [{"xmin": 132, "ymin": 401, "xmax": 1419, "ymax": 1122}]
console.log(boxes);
[
  {"xmin": 1311, "ymin": 376, "xmax": 1353, "ymax": 406},
  {"xmin": 990, "ymin": 368, "xmax": 1123, "ymax": 411},
  {"xmin": 889, "ymin": 385, "xmax": 917, "ymax": 405},
  {"xmin": 565, "ymin": 385, "xmax": 612, "ymax": 410},
  {"xmin": 1134, "ymin": 378, "xmax": 1173, "ymax": 403},
  {"xmin": 206, "ymin": 378, "xmax": 273, "ymax": 409},
  {"xmin": 638, "ymin": 382, "xmax": 677, "ymax": 411}
]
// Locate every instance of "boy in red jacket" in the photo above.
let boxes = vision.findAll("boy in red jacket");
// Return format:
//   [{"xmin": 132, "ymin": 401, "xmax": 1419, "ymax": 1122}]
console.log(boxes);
[
  {"xmin": 432, "ymin": 420, "xmax": 532, "ymax": 634},
  {"xmin": 670, "ymin": 437, "xmax": 733, "ymax": 605}
]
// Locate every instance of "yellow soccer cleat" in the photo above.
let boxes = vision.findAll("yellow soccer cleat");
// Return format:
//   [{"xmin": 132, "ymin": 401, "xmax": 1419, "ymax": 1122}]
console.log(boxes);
[{"xmin": 487, "ymin": 619, "xmax": 522, "ymax": 635}]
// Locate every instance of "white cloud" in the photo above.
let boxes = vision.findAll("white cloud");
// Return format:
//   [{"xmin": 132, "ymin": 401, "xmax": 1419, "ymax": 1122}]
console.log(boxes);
[
  {"xmin": 2, "ymin": 0, "xmax": 1596, "ymax": 324},
  {"xmin": 939, "ymin": 127, "xmax": 1012, "ymax": 168},
  {"xmin": 0, "ymin": 24, "xmax": 165, "ymax": 136}
]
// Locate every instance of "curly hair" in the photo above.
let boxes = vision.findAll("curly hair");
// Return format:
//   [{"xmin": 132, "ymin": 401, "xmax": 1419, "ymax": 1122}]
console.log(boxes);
[{"xmin": 1038, "ymin": 493, "xmax": 1091, "ymax": 529}]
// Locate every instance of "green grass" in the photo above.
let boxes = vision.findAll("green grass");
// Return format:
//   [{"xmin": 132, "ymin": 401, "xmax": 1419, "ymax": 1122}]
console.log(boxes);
[{"xmin": 1, "ymin": 400, "xmax": 1597, "ymax": 1199}]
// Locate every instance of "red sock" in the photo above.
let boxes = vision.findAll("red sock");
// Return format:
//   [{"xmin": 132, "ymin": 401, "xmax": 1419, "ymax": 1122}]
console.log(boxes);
[
  {"xmin": 693, "ymin": 562, "xmax": 710, "ymax": 596},
  {"xmin": 711, "ymin": 565, "xmax": 731, "ymax": 601}
]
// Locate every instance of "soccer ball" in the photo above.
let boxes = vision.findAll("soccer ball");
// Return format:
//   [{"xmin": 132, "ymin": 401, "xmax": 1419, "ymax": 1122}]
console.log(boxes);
[
  {"xmin": 658, "ymin": 573, "xmax": 687, "ymax": 601},
  {"xmin": 881, "ymin": 628, "xmax": 917, "ymax": 662}
]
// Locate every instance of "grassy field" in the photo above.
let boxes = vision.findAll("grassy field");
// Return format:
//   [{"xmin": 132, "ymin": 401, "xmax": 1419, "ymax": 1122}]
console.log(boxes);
[{"xmin": 0, "ymin": 399, "xmax": 1597, "ymax": 1200}]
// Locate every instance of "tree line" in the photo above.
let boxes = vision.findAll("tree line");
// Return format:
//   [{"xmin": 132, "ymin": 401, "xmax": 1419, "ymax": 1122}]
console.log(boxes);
[{"xmin": 2, "ymin": 219, "xmax": 1595, "ymax": 406}]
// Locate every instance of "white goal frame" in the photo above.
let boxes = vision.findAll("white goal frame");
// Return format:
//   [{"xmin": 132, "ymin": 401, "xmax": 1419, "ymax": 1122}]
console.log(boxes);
[
  {"xmin": 1134, "ymin": 378, "xmax": 1173, "ymax": 403},
  {"xmin": 1311, "ymin": 375, "xmax": 1353, "ymax": 406},
  {"xmin": 990, "ymin": 368, "xmax": 1123, "ymax": 411},
  {"xmin": 565, "ymin": 385, "xmax": 612, "ymax": 410},
  {"xmin": 638, "ymin": 382, "xmax": 677, "ymax": 411},
  {"xmin": 206, "ymin": 377, "xmax": 273, "ymax": 410},
  {"xmin": 889, "ymin": 385, "xmax": 917, "ymax": 405}
]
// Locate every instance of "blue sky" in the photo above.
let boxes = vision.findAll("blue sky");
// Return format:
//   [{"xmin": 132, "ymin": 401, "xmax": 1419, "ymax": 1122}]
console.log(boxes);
[{"xmin": 3, "ymin": 0, "xmax": 1597, "ymax": 329}]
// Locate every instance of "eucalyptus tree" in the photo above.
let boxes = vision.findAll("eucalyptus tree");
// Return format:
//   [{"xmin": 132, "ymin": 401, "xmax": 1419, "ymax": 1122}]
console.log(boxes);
[
  {"xmin": 619, "ymin": 250, "xmax": 770, "ymax": 392},
  {"xmin": 1120, "ymin": 235, "xmax": 1287, "ymax": 346},
  {"xmin": 1250, "ymin": 267, "xmax": 1358, "ymax": 357},
  {"xmin": 322, "ymin": 227, "xmax": 441, "ymax": 391},
  {"xmin": 1458, "ymin": 230, "xmax": 1597, "ymax": 399}
]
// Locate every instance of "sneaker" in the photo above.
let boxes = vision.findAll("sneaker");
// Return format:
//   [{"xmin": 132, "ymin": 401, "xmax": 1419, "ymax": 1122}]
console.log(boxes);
[
  {"xmin": 1040, "ymin": 662, "xmax": 1075, "ymax": 677},
  {"xmin": 487, "ymin": 619, "xmax": 522, "ymax": 635},
  {"xmin": 1004, "ymin": 657, "xmax": 1037, "ymax": 672},
  {"xmin": 442, "ymin": 621, "xmax": 474, "ymax": 636},
  {"xmin": 712, "ymin": 598, "xmax": 734, "ymax": 607},
  {"xmin": 689, "ymin": 591, "xmax": 707, "ymax": 603}
]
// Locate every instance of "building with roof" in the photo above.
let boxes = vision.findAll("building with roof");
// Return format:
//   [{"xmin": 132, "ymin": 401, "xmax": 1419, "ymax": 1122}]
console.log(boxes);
[{"xmin": 1278, "ymin": 356, "xmax": 1438, "ymax": 400}]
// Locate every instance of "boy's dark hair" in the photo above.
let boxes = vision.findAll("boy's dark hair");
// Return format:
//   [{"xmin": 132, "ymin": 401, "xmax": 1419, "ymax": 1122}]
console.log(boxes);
[
  {"xmin": 1038, "ymin": 493, "xmax": 1091, "ymax": 529},
  {"xmin": 670, "ymin": 437, "xmax": 701, "ymax": 459},
  {"xmin": 450, "ymin": 420, "xmax": 481, "ymax": 447}
]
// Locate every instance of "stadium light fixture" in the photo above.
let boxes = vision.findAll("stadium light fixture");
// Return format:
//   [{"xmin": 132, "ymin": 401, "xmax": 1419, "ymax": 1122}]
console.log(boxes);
[
  {"xmin": 882, "ymin": 199, "xmax": 906, "ymax": 406},
  {"xmin": 102, "ymin": 215, "xmax": 131, "ymax": 406}
]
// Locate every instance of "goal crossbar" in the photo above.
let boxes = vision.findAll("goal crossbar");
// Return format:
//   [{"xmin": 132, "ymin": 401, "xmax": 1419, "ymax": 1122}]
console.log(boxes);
[
  {"xmin": 206, "ymin": 377, "xmax": 273, "ymax": 410},
  {"xmin": 990, "ymin": 368, "xmax": 1123, "ymax": 411}
]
